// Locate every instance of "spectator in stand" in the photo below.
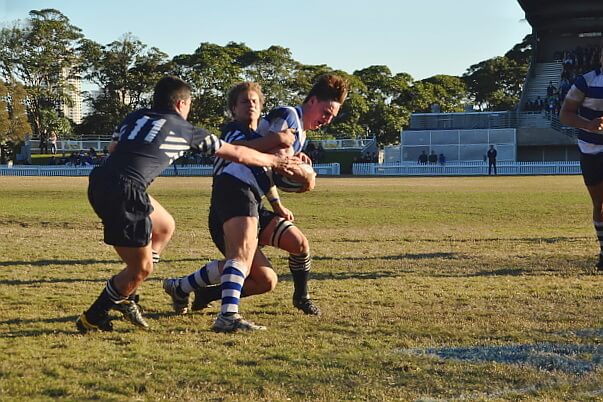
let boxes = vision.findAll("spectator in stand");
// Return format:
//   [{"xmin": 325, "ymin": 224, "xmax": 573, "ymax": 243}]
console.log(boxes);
[
  {"xmin": 67, "ymin": 152, "xmax": 78, "ymax": 166},
  {"xmin": 559, "ymin": 77, "xmax": 572, "ymax": 102},
  {"xmin": 84, "ymin": 152, "xmax": 94, "ymax": 166},
  {"xmin": 438, "ymin": 153, "xmax": 446, "ymax": 166},
  {"xmin": 547, "ymin": 81, "xmax": 557, "ymax": 98},
  {"xmin": 418, "ymin": 150, "xmax": 428, "ymax": 165},
  {"xmin": 428, "ymin": 150, "xmax": 438, "ymax": 164}
]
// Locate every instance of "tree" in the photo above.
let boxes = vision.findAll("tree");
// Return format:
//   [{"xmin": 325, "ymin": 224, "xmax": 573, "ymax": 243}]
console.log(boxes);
[
  {"xmin": 241, "ymin": 45, "xmax": 300, "ymax": 112},
  {"xmin": 79, "ymin": 33, "xmax": 170, "ymax": 136},
  {"xmin": 0, "ymin": 9, "xmax": 85, "ymax": 140},
  {"xmin": 463, "ymin": 56, "xmax": 528, "ymax": 111},
  {"xmin": 505, "ymin": 34, "xmax": 533, "ymax": 66},
  {"xmin": 173, "ymin": 42, "xmax": 247, "ymax": 131},
  {"xmin": 39, "ymin": 108, "xmax": 71, "ymax": 139},
  {"xmin": 409, "ymin": 75, "xmax": 468, "ymax": 113},
  {"xmin": 0, "ymin": 80, "xmax": 32, "ymax": 162},
  {"xmin": 354, "ymin": 66, "xmax": 412, "ymax": 143}
]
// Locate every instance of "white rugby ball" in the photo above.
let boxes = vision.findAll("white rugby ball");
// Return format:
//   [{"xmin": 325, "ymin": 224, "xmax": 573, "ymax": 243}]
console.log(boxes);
[{"xmin": 272, "ymin": 163, "xmax": 315, "ymax": 193}]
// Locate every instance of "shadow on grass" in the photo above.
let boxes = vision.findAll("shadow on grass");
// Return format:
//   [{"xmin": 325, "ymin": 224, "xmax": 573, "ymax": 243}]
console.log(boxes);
[
  {"xmin": 0, "ymin": 257, "xmax": 206, "ymax": 268},
  {"xmin": 0, "ymin": 276, "xmax": 167, "ymax": 286},
  {"xmin": 0, "ymin": 312, "xmax": 176, "ymax": 338},
  {"xmin": 0, "ymin": 259, "xmax": 118, "ymax": 267},
  {"xmin": 313, "ymin": 252, "xmax": 461, "ymax": 261},
  {"xmin": 0, "ymin": 315, "xmax": 78, "ymax": 326},
  {"xmin": 0, "ymin": 315, "xmax": 80, "ymax": 338},
  {"xmin": 278, "ymin": 270, "xmax": 407, "ymax": 282},
  {"xmin": 0, "ymin": 277, "xmax": 107, "ymax": 285}
]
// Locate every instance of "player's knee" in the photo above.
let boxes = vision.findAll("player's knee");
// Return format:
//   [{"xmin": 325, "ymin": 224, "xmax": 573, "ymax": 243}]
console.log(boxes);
[
  {"xmin": 135, "ymin": 258, "xmax": 154, "ymax": 282},
  {"xmin": 259, "ymin": 270, "xmax": 278, "ymax": 293},
  {"xmin": 292, "ymin": 235, "xmax": 310, "ymax": 256},
  {"xmin": 156, "ymin": 214, "xmax": 176, "ymax": 239}
]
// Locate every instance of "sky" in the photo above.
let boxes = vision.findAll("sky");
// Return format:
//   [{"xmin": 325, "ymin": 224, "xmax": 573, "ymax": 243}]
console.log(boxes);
[{"xmin": 0, "ymin": 0, "xmax": 531, "ymax": 80}]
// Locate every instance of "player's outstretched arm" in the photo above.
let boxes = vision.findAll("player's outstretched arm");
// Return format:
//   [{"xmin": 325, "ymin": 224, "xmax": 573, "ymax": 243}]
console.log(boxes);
[
  {"xmin": 232, "ymin": 129, "xmax": 295, "ymax": 152},
  {"xmin": 216, "ymin": 142, "xmax": 298, "ymax": 173}
]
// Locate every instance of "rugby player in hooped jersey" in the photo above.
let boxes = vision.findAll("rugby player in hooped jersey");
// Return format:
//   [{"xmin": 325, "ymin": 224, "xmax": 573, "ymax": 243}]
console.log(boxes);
[
  {"xmin": 76, "ymin": 76, "xmax": 297, "ymax": 333},
  {"xmin": 163, "ymin": 76, "xmax": 349, "ymax": 327},
  {"xmin": 253, "ymin": 74, "xmax": 348, "ymax": 314},
  {"xmin": 560, "ymin": 49, "xmax": 603, "ymax": 272},
  {"xmin": 256, "ymin": 74, "xmax": 348, "ymax": 192}
]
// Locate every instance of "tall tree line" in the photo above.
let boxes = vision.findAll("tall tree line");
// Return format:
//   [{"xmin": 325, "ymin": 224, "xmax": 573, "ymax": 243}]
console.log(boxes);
[{"xmin": 0, "ymin": 8, "xmax": 531, "ymax": 150}]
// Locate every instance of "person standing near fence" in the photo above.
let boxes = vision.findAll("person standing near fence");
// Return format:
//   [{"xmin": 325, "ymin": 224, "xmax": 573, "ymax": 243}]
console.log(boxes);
[
  {"xmin": 487, "ymin": 145, "xmax": 497, "ymax": 175},
  {"xmin": 49, "ymin": 132, "xmax": 57, "ymax": 155},
  {"xmin": 560, "ymin": 48, "xmax": 603, "ymax": 271}
]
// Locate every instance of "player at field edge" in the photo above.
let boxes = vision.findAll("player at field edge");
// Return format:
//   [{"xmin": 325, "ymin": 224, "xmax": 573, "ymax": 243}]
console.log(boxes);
[{"xmin": 560, "ymin": 47, "xmax": 603, "ymax": 272}]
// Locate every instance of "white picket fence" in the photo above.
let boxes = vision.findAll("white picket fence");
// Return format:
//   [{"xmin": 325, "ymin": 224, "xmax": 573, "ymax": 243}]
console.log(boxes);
[
  {"xmin": 0, "ymin": 162, "xmax": 581, "ymax": 177},
  {"xmin": 352, "ymin": 161, "xmax": 582, "ymax": 176},
  {"xmin": 0, "ymin": 163, "xmax": 341, "ymax": 177}
]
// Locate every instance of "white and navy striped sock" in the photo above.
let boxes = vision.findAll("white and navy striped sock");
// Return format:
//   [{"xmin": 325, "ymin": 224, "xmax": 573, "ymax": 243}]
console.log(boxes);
[
  {"xmin": 220, "ymin": 259, "xmax": 247, "ymax": 315},
  {"xmin": 179, "ymin": 260, "xmax": 221, "ymax": 295},
  {"xmin": 152, "ymin": 250, "xmax": 160, "ymax": 264},
  {"xmin": 105, "ymin": 277, "xmax": 127, "ymax": 304},
  {"xmin": 289, "ymin": 253, "xmax": 311, "ymax": 300}
]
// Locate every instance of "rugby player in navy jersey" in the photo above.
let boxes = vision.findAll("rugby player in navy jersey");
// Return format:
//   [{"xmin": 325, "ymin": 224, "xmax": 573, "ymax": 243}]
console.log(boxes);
[
  {"xmin": 76, "ymin": 76, "xmax": 296, "ymax": 333},
  {"xmin": 560, "ymin": 49, "xmax": 603, "ymax": 272},
  {"xmin": 163, "ymin": 76, "xmax": 348, "ymax": 325}
]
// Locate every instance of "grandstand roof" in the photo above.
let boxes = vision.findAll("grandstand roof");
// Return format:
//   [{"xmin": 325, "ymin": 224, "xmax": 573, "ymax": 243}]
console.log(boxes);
[{"xmin": 518, "ymin": 0, "xmax": 603, "ymax": 34}]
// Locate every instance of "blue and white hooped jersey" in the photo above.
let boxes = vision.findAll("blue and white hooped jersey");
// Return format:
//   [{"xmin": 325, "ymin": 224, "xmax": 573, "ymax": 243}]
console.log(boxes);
[
  {"xmin": 565, "ymin": 68, "xmax": 603, "ymax": 153},
  {"xmin": 257, "ymin": 106, "xmax": 306, "ymax": 154},
  {"xmin": 214, "ymin": 120, "xmax": 272, "ymax": 196}
]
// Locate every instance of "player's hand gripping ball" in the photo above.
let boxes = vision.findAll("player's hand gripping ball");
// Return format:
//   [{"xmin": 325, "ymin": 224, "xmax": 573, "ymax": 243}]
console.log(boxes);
[{"xmin": 271, "ymin": 163, "xmax": 315, "ymax": 193}]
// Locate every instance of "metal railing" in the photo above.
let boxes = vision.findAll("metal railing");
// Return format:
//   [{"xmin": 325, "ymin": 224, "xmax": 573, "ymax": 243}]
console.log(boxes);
[
  {"xmin": 0, "ymin": 163, "xmax": 341, "ymax": 177},
  {"xmin": 352, "ymin": 161, "xmax": 581, "ymax": 176}
]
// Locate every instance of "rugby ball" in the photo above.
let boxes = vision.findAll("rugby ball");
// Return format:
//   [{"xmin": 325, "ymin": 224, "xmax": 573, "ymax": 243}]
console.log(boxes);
[{"xmin": 272, "ymin": 163, "xmax": 315, "ymax": 193}]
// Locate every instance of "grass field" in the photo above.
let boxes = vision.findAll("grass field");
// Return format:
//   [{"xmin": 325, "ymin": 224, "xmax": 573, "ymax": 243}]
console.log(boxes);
[{"xmin": 0, "ymin": 175, "xmax": 601, "ymax": 401}]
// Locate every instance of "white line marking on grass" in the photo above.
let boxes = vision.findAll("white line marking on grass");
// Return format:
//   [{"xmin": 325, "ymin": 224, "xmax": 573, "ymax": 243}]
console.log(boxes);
[{"xmin": 397, "ymin": 342, "xmax": 602, "ymax": 374}]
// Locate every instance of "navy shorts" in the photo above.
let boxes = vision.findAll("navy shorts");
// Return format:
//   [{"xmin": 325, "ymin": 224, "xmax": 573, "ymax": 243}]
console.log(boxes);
[
  {"xmin": 88, "ymin": 167, "xmax": 153, "ymax": 247},
  {"xmin": 208, "ymin": 174, "xmax": 263, "ymax": 254},
  {"xmin": 580, "ymin": 152, "xmax": 603, "ymax": 186}
]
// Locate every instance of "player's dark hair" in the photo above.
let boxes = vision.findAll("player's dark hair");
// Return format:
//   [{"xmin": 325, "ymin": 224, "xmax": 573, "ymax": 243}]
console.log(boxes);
[
  {"xmin": 227, "ymin": 82, "xmax": 265, "ymax": 116},
  {"xmin": 303, "ymin": 74, "xmax": 348, "ymax": 104},
  {"xmin": 152, "ymin": 76, "xmax": 192, "ymax": 111}
]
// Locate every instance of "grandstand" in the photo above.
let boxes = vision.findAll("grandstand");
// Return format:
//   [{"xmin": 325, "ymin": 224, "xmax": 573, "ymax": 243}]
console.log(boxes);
[
  {"xmin": 385, "ymin": 0, "xmax": 602, "ymax": 164},
  {"xmin": 515, "ymin": 0, "xmax": 603, "ymax": 161}
]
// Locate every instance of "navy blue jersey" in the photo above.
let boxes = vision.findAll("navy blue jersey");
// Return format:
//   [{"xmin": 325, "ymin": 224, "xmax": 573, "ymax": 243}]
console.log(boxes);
[
  {"xmin": 214, "ymin": 120, "xmax": 271, "ymax": 195},
  {"xmin": 104, "ymin": 108, "xmax": 222, "ymax": 187},
  {"xmin": 566, "ymin": 69, "xmax": 603, "ymax": 145}
]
